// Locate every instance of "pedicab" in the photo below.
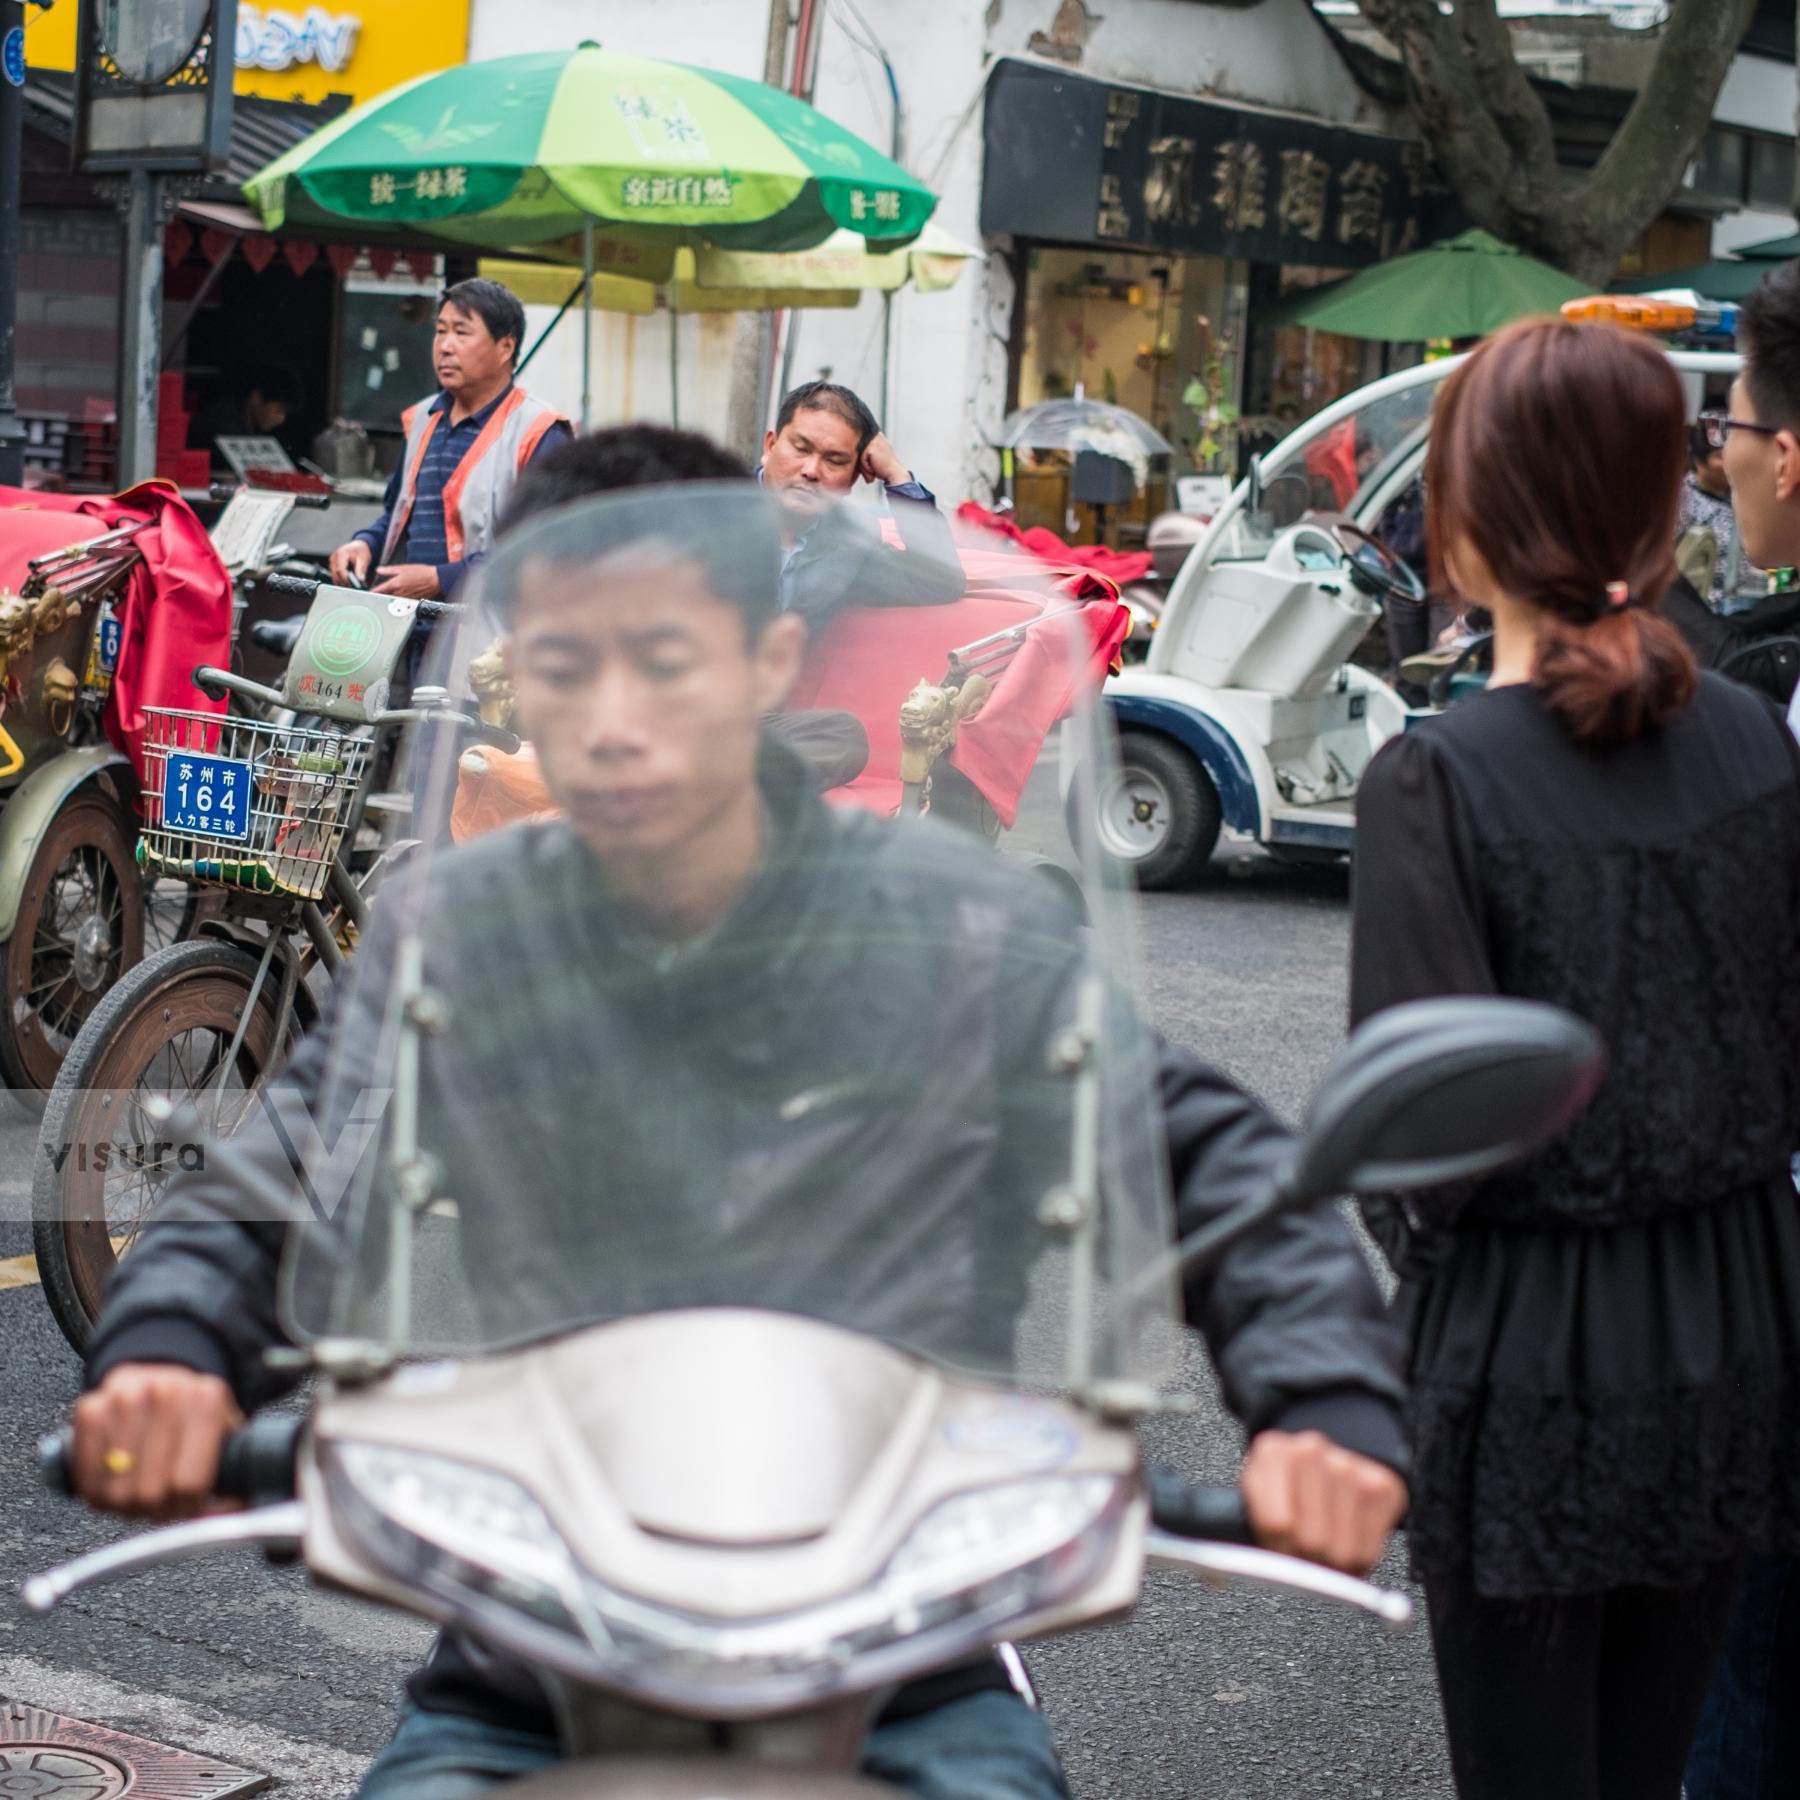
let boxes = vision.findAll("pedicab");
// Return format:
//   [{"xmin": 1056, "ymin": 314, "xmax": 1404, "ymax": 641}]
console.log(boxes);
[
  {"xmin": 450, "ymin": 534, "xmax": 1129, "ymax": 890},
  {"xmin": 0, "ymin": 485, "xmax": 232, "ymax": 1094}
]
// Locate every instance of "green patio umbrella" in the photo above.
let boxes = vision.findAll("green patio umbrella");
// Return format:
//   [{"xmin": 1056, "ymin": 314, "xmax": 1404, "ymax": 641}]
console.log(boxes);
[
  {"xmin": 1270, "ymin": 229, "xmax": 1592, "ymax": 342},
  {"xmin": 243, "ymin": 45, "xmax": 936, "ymax": 265},
  {"xmin": 1615, "ymin": 233, "xmax": 1800, "ymax": 302}
]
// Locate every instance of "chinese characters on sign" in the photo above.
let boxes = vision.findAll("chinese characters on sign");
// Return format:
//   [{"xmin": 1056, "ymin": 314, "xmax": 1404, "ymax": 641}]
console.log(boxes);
[
  {"xmin": 980, "ymin": 61, "xmax": 1441, "ymax": 269},
  {"xmin": 613, "ymin": 90, "xmax": 711, "ymax": 161},
  {"xmin": 620, "ymin": 174, "xmax": 739, "ymax": 208},
  {"xmin": 1277, "ymin": 149, "xmax": 1330, "ymax": 243},
  {"xmin": 1336, "ymin": 161, "xmax": 1389, "ymax": 248},
  {"xmin": 1212, "ymin": 141, "xmax": 1268, "ymax": 234},
  {"xmin": 367, "ymin": 168, "xmax": 469, "ymax": 206},
  {"xmin": 847, "ymin": 189, "xmax": 905, "ymax": 222},
  {"xmin": 165, "ymin": 757, "xmax": 250, "ymax": 843}
]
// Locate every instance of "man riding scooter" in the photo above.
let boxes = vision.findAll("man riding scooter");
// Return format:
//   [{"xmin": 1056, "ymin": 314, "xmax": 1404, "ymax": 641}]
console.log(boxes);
[{"xmin": 67, "ymin": 429, "xmax": 1408, "ymax": 1799}]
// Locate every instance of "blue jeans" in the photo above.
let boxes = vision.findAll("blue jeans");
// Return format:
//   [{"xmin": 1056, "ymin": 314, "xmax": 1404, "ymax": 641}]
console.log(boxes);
[
  {"xmin": 358, "ymin": 1689, "xmax": 1070, "ymax": 1800},
  {"xmin": 1686, "ymin": 1556, "xmax": 1800, "ymax": 1799}
]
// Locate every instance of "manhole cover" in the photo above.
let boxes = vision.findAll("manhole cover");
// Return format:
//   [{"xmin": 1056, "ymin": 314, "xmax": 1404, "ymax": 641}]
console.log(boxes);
[{"xmin": 0, "ymin": 1707, "xmax": 266, "ymax": 1800}]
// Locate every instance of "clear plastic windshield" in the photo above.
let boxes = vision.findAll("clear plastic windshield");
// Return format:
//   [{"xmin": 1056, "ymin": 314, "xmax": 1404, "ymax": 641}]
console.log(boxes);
[
  {"xmin": 1210, "ymin": 366, "xmax": 1450, "ymax": 566},
  {"xmin": 275, "ymin": 484, "xmax": 1179, "ymax": 1394}
]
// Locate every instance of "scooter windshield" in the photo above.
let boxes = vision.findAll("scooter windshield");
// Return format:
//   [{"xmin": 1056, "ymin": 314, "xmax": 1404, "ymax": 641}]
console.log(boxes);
[{"xmin": 277, "ymin": 482, "xmax": 1179, "ymax": 1394}]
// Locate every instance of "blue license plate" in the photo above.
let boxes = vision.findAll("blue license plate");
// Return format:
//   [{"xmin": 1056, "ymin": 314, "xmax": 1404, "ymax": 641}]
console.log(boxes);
[
  {"xmin": 162, "ymin": 752, "xmax": 251, "ymax": 841},
  {"xmin": 98, "ymin": 616, "xmax": 122, "ymax": 674}
]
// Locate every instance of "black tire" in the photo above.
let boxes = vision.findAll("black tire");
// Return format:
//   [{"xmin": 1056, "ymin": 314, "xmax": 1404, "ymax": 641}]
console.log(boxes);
[
  {"xmin": 0, "ymin": 791, "xmax": 145, "ymax": 1104},
  {"xmin": 33, "ymin": 938, "xmax": 301, "ymax": 1353},
  {"xmin": 1066, "ymin": 729, "xmax": 1221, "ymax": 892}
]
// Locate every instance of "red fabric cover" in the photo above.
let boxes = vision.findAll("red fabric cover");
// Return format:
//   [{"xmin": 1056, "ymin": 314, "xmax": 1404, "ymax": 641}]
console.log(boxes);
[
  {"xmin": 1304, "ymin": 419, "xmax": 1359, "ymax": 511},
  {"xmin": 0, "ymin": 483, "xmax": 232, "ymax": 803},
  {"xmin": 785, "ymin": 589, "xmax": 1127, "ymax": 828},
  {"xmin": 955, "ymin": 501, "xmax": 1153, "ymax": 585}
]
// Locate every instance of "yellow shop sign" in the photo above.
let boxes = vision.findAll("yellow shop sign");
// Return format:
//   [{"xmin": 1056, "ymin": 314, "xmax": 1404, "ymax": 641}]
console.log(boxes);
[{"xmin": 25, "ymin": 0, "xmax": 472, "ymax": 107}]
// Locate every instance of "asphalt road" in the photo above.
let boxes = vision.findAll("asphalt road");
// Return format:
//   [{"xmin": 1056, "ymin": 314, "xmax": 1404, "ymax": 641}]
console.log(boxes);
[{"xmin": 0, "ymin": 849, "xmax": 1455, "ymax": 1798}]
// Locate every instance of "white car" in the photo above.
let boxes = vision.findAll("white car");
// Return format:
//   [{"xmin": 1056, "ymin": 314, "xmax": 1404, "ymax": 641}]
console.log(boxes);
[{"xmin": 1074, "ymin": 348, "xmax": 1740, "ymax": 890}]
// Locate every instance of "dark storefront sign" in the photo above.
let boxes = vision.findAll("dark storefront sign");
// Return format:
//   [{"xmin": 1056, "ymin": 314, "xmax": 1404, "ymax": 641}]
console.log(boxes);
[{"xmin": 982, "ymin": 58, "xmax": 1444, "ymax": 268}]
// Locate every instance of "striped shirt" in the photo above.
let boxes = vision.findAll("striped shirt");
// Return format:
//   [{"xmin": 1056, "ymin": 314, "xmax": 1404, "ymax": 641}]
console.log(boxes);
[{"xmin": 355, "ymin": 384, "xmax": 572, "ymax": 596}]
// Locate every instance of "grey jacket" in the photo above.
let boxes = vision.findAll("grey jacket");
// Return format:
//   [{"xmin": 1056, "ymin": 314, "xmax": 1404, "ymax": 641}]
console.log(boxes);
[{"xmin": 88, "ymin": 753, "xmax": 1406, "ymax": 1730}]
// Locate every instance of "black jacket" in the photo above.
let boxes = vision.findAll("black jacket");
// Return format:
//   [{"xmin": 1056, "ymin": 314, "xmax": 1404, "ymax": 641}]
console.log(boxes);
[
  {"xmin": 89, "ymin": 755, "xmax": 1406, "ymax": 1731},
  {"xmin": 780, "ymin": 490, "xmax": 966, "ymax": 636}
]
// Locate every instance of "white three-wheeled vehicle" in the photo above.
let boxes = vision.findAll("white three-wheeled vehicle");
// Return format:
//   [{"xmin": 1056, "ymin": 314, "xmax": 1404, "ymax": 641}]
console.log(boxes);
[{"xmin": 1073, "ymin": 349, "xmax": 1741, "ymax": 890}]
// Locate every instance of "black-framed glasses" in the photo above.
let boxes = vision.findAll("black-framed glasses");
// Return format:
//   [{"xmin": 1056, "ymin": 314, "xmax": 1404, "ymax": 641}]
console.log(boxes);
[{"xmin": 1699, "ymin": 410, "xmax": 1781, "ymax": 451}]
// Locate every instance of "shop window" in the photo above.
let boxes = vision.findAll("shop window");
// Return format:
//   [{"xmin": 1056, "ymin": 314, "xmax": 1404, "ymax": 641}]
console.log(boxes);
[
  {"xmin": 1012, "ymin": 243, "xmax": 1248, "ymax": 542},
  {"xmin": 1748, "ymin": 135, "xmax": 1797, "ymax": 214},
  {"xmin": 1689, "ymin": 130, "xmax": 1748, "ymax": 206}
]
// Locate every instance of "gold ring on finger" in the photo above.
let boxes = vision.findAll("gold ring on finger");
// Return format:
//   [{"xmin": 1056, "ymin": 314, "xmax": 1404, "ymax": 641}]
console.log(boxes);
[{"xmin": 103, "ymin": 1447, "xmax": 136, "ymax": 1476}]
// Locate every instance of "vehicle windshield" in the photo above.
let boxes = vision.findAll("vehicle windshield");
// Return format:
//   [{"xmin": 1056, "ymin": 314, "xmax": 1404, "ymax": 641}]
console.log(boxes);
[
  {"xmin": 276, "ymin": 484, "xmax": 1179, "ymax": 1394},
  {"xmin": 1210, "ymin": 366, "xmax": 1451, "ymax": 565}
]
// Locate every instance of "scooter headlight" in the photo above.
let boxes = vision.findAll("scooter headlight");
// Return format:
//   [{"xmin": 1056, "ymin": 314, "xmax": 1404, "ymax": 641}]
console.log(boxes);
[
  {"xmin": 328, "ymin": 1442, "xmax": 587, "ymax": 1645},
  {"xmin": 327, "ymin": 1442, "xmax": 1128, "ymax": 1714}
]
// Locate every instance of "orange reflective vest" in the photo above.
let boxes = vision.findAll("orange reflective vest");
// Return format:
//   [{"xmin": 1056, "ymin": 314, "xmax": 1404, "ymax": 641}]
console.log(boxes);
[{"xmin": 380, "ymin": 386, "xmax": 570, "ymax": 568}]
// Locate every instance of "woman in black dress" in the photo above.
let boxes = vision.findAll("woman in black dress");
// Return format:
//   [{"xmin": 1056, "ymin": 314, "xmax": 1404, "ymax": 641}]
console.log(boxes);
[{"xmin": 1351, "ymin": 317, "xmax": 1800, "ymax": 1800}]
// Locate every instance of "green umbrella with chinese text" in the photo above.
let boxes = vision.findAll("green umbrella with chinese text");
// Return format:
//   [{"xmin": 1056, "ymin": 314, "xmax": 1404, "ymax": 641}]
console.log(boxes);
[
  {"xmin": 242, "ymin": 44, "xmax": 936, "ymax": 270},
  {"xmin": 1268, "ymin": 230, "xmax": 1592, "ymax": 342}
]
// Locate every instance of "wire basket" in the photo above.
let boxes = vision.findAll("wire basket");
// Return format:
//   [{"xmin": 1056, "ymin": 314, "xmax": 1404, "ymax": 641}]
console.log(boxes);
[{"xmin": 138, "ymin": 707, "xmax": 372, "ymax": 901}]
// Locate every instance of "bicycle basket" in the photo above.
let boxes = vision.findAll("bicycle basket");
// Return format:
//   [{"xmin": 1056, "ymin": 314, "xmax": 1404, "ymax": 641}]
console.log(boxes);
[{"xmin": 138, "ymin": 707, "xmax": 372, "ymax": 900}]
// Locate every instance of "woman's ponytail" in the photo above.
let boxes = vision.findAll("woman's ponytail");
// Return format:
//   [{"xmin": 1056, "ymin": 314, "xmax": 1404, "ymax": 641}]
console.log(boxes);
[{"xmin": 1533, "ymin": 605, "xmax": 1698, "ymax": 746}]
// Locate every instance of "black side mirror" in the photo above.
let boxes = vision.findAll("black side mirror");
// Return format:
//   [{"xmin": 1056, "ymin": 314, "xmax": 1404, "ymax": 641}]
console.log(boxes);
[
  {"xmin": 1171, "ymin": 998, "xmax": 1604, "ymax": 1283},
  {"xmin": 1289, "ymin": 996, "xmax": 1605, "ymax": 1204}
]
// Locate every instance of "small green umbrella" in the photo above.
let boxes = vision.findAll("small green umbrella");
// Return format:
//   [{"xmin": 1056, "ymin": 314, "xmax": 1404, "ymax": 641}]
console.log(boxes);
[
  {"xmin": 243, "ymin": 45, "xmax": 935, "ymax": 262},
  {"xmin": 1615, "ymin": 234, "xmax": 1800, "ymax": 303},
  {"xmin": 1270, "ymin": 230, "xmax": 1593, "ymax": 342}
]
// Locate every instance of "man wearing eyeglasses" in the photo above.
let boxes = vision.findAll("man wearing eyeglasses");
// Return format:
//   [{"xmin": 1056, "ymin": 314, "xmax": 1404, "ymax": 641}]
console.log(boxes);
[{"xmin": 1683, "ymin": 259, "xmax": 1800, "ymax": 1800}]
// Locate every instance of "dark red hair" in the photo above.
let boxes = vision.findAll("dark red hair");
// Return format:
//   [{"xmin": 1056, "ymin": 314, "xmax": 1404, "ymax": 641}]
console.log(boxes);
[{"xmin": 1426, "ymin": 317, "xmax": 1697, "ymax": 744}]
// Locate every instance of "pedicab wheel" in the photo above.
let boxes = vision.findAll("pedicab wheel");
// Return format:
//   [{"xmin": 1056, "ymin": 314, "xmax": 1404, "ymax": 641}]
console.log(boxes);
[
  {"xmin": 33, "ymin": 939, "xmax": 301, "ymax": 1353},
  {"xmin": 0, "ymin": 792, "xmax": 145, "ymax": 1105},
  {"xmin": 1070, "ymin": 729, "xmax": 1221, "ymax": 892}
]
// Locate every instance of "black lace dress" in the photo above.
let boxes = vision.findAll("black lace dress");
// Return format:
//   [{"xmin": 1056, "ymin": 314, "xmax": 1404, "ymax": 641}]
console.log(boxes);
[{"xmin": 1350, "ymin": 673, "xmax": 1800, "ymax": 1600}]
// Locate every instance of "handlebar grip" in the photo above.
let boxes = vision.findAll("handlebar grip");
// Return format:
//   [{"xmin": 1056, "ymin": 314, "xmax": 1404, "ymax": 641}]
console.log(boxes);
[
  {"xmin": 37, "ymin": 1415, "xmax": 302, "ymax": 1507},
  {"xmin": 262, "ymin": 572, "xmax": 320, "ymax": 600},
  {"xmin": 193, "ymin": 667, "xmax": 230, "ymax": 703},
  {"xmin": 1145, "ymin": 1467, "xmax": 1254, "ymax": 1545},
  {"xmin": 37, "ymin": 1429, "xmax": 74, "ymax": 1496}
]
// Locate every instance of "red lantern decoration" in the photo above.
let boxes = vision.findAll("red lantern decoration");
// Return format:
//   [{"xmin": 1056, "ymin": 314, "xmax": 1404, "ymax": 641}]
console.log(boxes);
[
  {"xmin": 282, "ymin": 239, "xmax": 319, "ymax": 278},
  {"xmin": 163, "ymin": 220, "xmax": 194, "ymax": 266},
  {"xmin": 243, "ymin": 235, "xmax": 278, "ymax": 274},
  {"xmin": 368, "ymin": 247, "xmax": 399, "ymax": 280},
  {"xmin": 200, "ymin": 228, "xmax": 235, "ymax": 266},
  {"xmin": 326, "ymin": 243, "xmax": 359, "ymax": 280},
  {"xmin": 403, "ymin": 250, "xmax": 436, "ymax": 285}
]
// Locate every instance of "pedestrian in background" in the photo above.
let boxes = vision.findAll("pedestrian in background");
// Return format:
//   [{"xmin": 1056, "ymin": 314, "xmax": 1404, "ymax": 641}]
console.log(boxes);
[
  {"xmin": 1349, "ymin": 316, "xmax": 1800, "ymax": 1800},
  {"xmin": 1677, "ymin": 417, "xmax": 1765, "ymax": 613}
]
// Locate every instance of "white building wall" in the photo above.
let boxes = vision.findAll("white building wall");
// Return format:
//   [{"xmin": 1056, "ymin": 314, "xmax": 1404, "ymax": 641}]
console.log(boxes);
[{"xmin": 469, "ymin": 0, "xmax": 1402, "ymax": 499}]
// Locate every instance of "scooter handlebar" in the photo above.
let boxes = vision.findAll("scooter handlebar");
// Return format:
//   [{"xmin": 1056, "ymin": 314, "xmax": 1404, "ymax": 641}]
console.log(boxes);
[
  {"xmin": 38, "ymin": 1414, "xmax": 302, "ymax": 1508},
  {"xmin": 1144, "ymin": 1467, "xmax": 1253, "ymax": 1544}
]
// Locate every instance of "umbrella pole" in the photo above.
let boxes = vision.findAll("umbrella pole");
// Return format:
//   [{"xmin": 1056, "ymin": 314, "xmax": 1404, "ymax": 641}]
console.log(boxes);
[
  {"xmin": 516, "ymin": 279, "xmax": 586, "ymax": 380},
  {"xmin": 881, "ymin": 290, "xmax": 893, "ymax": 421},
  {"xmin": 581, "ymin": 219, "xmax": 595, "ymax": 431},
  {"xmin": 670, "ymin": 291, "xmax": 680, "ymax": 429}
]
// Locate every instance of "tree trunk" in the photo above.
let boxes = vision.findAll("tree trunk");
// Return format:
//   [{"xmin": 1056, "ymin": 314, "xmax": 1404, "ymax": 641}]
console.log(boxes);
[{"xmin": 1356, "ymin": 0, "xmax": 1755, "ymax": 285}]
